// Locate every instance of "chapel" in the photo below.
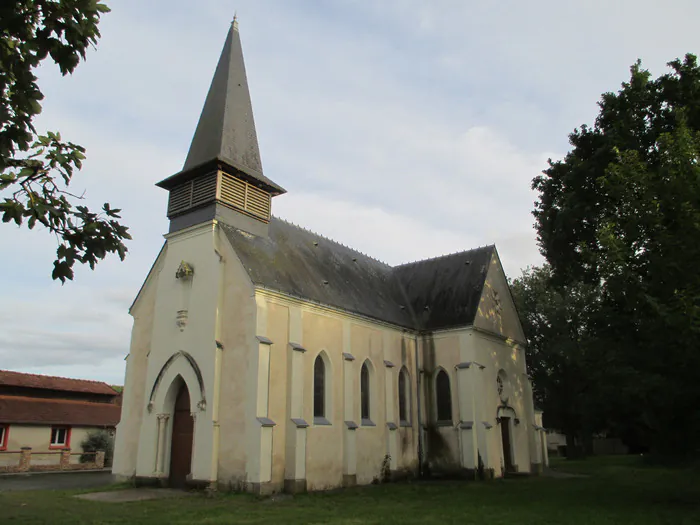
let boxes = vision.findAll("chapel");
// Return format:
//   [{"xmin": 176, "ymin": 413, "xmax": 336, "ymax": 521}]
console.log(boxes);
[{"xmin": 112, "ymin": 20, "xmax": 548, "ymax": 493}]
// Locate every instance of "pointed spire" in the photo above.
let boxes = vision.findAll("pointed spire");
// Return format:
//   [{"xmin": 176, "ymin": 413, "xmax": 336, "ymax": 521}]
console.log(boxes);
[{"xmin": 182, "ymin": 22, "xmax": 283, "ymax": 193}]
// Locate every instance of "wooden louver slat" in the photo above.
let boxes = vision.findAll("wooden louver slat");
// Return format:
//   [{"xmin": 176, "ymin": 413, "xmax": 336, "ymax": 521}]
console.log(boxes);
[
  {"xmin": 167, "ymin": 171, "xmax": 271, "ymax": 222},
  {"xmin": 220, "ymin": 173, "xmax": 246, "ymax": 209},
  {"xmin": 219, "ymin": 172, "xmax": 270, "ymax": 221},
  {"xmin": 167, "ymin": 181, "xmax": 192, "ymax": 216},
  {"xmin": 246, "ymin": 184, "xmax": 270, "ymax": 219},
  {"xmin": 167, "ymin": 172, "xmax": 217, "ymax": 218},
  {"xmin": 191, "ymin": 173, "xmax": 217, "ymax": 207}
]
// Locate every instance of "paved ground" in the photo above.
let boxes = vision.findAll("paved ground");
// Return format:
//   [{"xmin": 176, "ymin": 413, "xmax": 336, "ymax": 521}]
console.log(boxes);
[
  {"xmin": 0, "ymin": 471, "xmax": 115, "ymax": 492},
  {"xmin": 75, "ymin": 488, "xmax": 192, "ymax": 503}
]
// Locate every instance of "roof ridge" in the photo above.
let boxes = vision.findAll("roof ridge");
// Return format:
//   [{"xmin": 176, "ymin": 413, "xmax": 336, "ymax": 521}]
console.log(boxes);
[
  {"xmin": 393, "ymin": 244, "xmax": 495, "ymax": 269},
  {"xmin": 0, "ymin": 369, "xmax": 113, "ymax": 388},
  {"xmin": 272, "ymin": 215, "xmax": 392, "ymax": 267},
  {"xmin": 0, "ymin": 395, "xmax": 119, "ymax": 407}
]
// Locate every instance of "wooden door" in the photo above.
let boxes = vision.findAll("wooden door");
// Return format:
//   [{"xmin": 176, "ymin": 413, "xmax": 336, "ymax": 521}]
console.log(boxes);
[
  {"xmin": 169, "ymin": 384, "xmax": 194, "ymax": 488},
  {"xmin": 500, "ymin": 417, "xmax": 514, "ymax": 472}
]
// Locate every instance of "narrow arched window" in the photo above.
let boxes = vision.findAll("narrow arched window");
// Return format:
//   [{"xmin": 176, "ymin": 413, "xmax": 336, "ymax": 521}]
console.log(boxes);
[
  {"xmin": 497, "ymin": 369, "xmax": 508, "ymax": 402},
  {"xmin": 361, "ymin": 361, "xmax": 371, "ymax": 421},
  {"xmin": 399, "ymin": 367, "xmax": 410, "ymax": 424},
  {"xmin": 314, "ymin": 355, "xmax": 326, "ymax": 418},
  {"xmin": 436, "ymin": 369, "xmax": 452, "ymax": 422}
]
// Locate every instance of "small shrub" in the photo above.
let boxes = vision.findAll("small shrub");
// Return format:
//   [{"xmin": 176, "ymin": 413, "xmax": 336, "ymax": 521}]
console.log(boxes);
[
  {"xmin": 381, "ymin": 454, "xmax": 392, "ymax": 483},
  {"xmin": 80, "ymin": 430, "xmax": 114, "ymax": 465}
]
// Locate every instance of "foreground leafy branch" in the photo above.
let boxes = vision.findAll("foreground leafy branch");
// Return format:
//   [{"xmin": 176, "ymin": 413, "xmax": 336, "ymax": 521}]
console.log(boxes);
[{"xmin": 1, "ymin": 0, "xmax": 130, "ymax": 282}]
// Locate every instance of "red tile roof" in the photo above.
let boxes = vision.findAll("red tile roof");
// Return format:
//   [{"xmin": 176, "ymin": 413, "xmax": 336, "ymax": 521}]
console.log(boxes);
[
  {"xmin": 0, "ymin": 396, "xmax": 121, "ymax": 427},
  {"xmin": 0, "ymin": 370, "xmax": 118, "ymax": 396}
]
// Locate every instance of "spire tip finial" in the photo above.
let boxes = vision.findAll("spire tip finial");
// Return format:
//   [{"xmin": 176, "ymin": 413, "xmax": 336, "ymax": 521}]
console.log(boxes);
[{"xmin": 232, "ymin": 11, "xmax": 239, "ymax": 30}]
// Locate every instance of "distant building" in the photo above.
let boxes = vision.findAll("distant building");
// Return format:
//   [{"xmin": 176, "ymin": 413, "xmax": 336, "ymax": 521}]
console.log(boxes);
[
  {"xmin": 0, "ymin": 370, "xmax": 121, "ymax": 468},
  {"xmin": 113, "ymin": 21, "xmax": 546, "ymax": 493}
]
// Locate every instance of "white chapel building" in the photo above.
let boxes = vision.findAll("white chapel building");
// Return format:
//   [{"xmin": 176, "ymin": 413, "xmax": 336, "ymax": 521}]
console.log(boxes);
[{"xmin": 112, "ymin": 21, "xmax": 548, "ymax": 493}]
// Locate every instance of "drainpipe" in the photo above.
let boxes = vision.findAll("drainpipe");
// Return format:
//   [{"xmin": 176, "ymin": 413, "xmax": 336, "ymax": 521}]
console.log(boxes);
[
  {"xmin": 210, "ymin": 222, "xmax": 226, "ymax": 490},
  {"xmin": 414, "ymin": 332, "xmax": 424, "ymax": 478}
]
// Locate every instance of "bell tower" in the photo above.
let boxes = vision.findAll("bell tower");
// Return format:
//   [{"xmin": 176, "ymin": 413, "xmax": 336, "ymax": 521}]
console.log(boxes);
[{"xmin": 156, "ymin": 18, "xmax": 285, "ymax": 236}]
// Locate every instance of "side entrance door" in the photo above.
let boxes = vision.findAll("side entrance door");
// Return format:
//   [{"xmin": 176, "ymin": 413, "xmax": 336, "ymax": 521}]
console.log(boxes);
[{"xmin": 500, "ymin": 416, "xmax": 514, "ymax": 472}]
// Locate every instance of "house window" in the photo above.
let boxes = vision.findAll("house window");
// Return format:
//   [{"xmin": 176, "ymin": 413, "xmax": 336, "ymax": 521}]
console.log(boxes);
[
  {"xmin": 0, "ymin": 425, "xmax": 8, "ymax": 451},
  {"xmin": 313, "ymin": 354, "xmax": 326, "ymax": 419},
  {"xmin": 435, "ymin": 369, "xmax": 452, "ymax": 422},
  {"xmin": 399, "ymin": 367, "xmax": 410, "ymax": 424},
  {"xmin": 360, "ymin": 361, "xmax": 372, "ymax": 423},
  {"xmin": 50, "ymin": 426, "xmax": 71, "ymax": 449}
]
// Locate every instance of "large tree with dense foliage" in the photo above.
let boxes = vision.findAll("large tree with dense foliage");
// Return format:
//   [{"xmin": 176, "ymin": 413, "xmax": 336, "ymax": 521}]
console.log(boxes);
[
  {"xmin": 0, "ymin": 0, "xmax": 130, "ymax": 282},
  {"xmin": 531, "ymin": 55, "xmax": 700, "ymax": 456},
  {"xmin": 510, "ymin": 265, "xmax": 603, "ymax": 456}
]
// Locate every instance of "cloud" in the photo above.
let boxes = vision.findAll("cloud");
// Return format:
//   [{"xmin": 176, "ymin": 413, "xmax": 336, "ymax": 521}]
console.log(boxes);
[{"xmin": 2, "ymin": 0, "xmax": 698, "ymax": 382}]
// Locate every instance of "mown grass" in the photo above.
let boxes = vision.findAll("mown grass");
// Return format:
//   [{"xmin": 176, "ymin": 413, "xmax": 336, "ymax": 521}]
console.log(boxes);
[{"xmin": 2, "ymin": 456, "xmax": 699, "ymax": 524}]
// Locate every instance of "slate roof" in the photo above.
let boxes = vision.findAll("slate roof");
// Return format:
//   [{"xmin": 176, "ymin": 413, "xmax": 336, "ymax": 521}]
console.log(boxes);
[
  {"xmin": 393, "ymin": 247, "xmax": 494, "ymax": 331},
  {"xmin": 0, "ymin": 370, "xmax": 118, "ymax": 397},
  {"xmin": 223, "ymin": 218, "xmax": 494, "ymax": 331},
  {"xmin": 0, "ymin": 396, "xmax": 121, "ymax": 427}
]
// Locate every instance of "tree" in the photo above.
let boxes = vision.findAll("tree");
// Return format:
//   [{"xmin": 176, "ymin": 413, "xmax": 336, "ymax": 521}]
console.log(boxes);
[
  {"xmin": 511, "ymin": 265, "xmax": 603, "ymax": 457},
  {"xmin": 1, "ymin": 0, "xmax": 130, "ymax": 282},
  {"xmin": 80, "ymin": 429, "xmax": 113, "ymax": 465},
  {"xmin": 532, "ymin": 55, "xmax": 700, "ymax": 456}
]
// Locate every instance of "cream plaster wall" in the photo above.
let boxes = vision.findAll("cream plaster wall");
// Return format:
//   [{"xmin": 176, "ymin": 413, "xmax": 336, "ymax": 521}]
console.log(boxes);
[
  {"xmin": 115, "ymin": 221, "xmax": 256, "ymax": 485},
  {"xmin": 252, "ymin": 292, "xmax": 420, "ymax": 491},
  {"xmin": 215, "ymin": 227, "xmax": 257, "ymax": 488},
  {"xmin": 302, "ymin": 311, "xmax": 345, "ymax": 490},
  {"xmin": 420, "ymin": 332, "xmax": 460, "ymax": 471},
  {"xmin": 112, "ymin": 247, "xmax": 164, "ymax": 478},
  {"xmin": 264, "ymin": 302, "xmax": 289, "ymax": 486},
  {"xmin": 474, "ymin": 251, "xmax": 526, "ymax": 344},
  {"xmin": 469, "ymin": 330, "xmax": 531, "ymax": 474}
]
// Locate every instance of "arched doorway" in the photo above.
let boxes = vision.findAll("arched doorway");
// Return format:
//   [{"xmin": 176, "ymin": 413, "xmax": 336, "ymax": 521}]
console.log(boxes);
[
  {"xmin": 169, "ymin": 382, "xmax": 194, "ymax": 488},
  {"xmin": 500, "ymin": 415, "xmax": 514, "ymax": 472},
  {"xmin": 497, "ymin": 406, "xmax": 517, "ymax": 473}
]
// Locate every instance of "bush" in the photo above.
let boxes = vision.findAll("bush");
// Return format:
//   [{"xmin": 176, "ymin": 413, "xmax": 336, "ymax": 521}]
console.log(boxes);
[{"xmin": 80, "ymin": 430, "xmax": 114, "ymax": 465}]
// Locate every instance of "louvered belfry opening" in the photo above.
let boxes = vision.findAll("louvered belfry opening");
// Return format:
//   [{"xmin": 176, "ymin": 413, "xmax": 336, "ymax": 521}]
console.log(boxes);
[
  {"xmin": 166, "ymin": 169, "xmax": 271, "ymax": 223},
  {"xmin": 167, "ymin": 172, "xmax": 218, "ymax": 217},
  {"xmin": 219, "ymin": 171, "xmax": 271, "ymax": 221}
]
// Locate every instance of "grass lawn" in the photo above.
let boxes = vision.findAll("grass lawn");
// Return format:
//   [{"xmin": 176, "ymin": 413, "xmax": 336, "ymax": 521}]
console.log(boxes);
[{"xmin": 1, "ymin": 456, "xmax": 698, "ymax": 524}]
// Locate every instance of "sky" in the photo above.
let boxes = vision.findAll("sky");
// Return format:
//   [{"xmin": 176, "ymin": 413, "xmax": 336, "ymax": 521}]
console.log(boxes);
[{"xmin": 1, "ymin": 0, "xmax": 699, "ymax": 385}]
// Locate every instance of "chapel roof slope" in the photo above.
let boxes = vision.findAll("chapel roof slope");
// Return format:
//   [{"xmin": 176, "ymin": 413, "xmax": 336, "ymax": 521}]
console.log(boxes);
[
  {"xmin": 393, "ymin": 246, "xmax": 495, "ymax": 331},
  {"xmin": 223, "ymin": 219, "xmax": 496, "ymax": 331},
  {"xmin": 0, "ymin": 370, "xmax": 118, "ymax": 397},
  {"xmin": 223, "ymin": 218, "xmax": 415, "ymax": 327}
]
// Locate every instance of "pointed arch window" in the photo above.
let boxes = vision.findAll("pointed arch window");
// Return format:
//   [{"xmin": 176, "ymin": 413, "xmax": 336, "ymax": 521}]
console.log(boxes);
[
  {"xmin": 497, "ymin": 369, "xmax": 508, "ymax": 402},
  {"xmin": 314, "ymin": 355, "xmax": 326, "ymax": 419},
  {"xmin": 436, "ymin": 369, "xmax": 453, "ymax": 423},
  {"xmin": 360, "ymin": 361, "xmax": 372, "ymax": 423},
  {"xmin": 399, "ymin": 367, "xmax": 411, "ymax": 425}
]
